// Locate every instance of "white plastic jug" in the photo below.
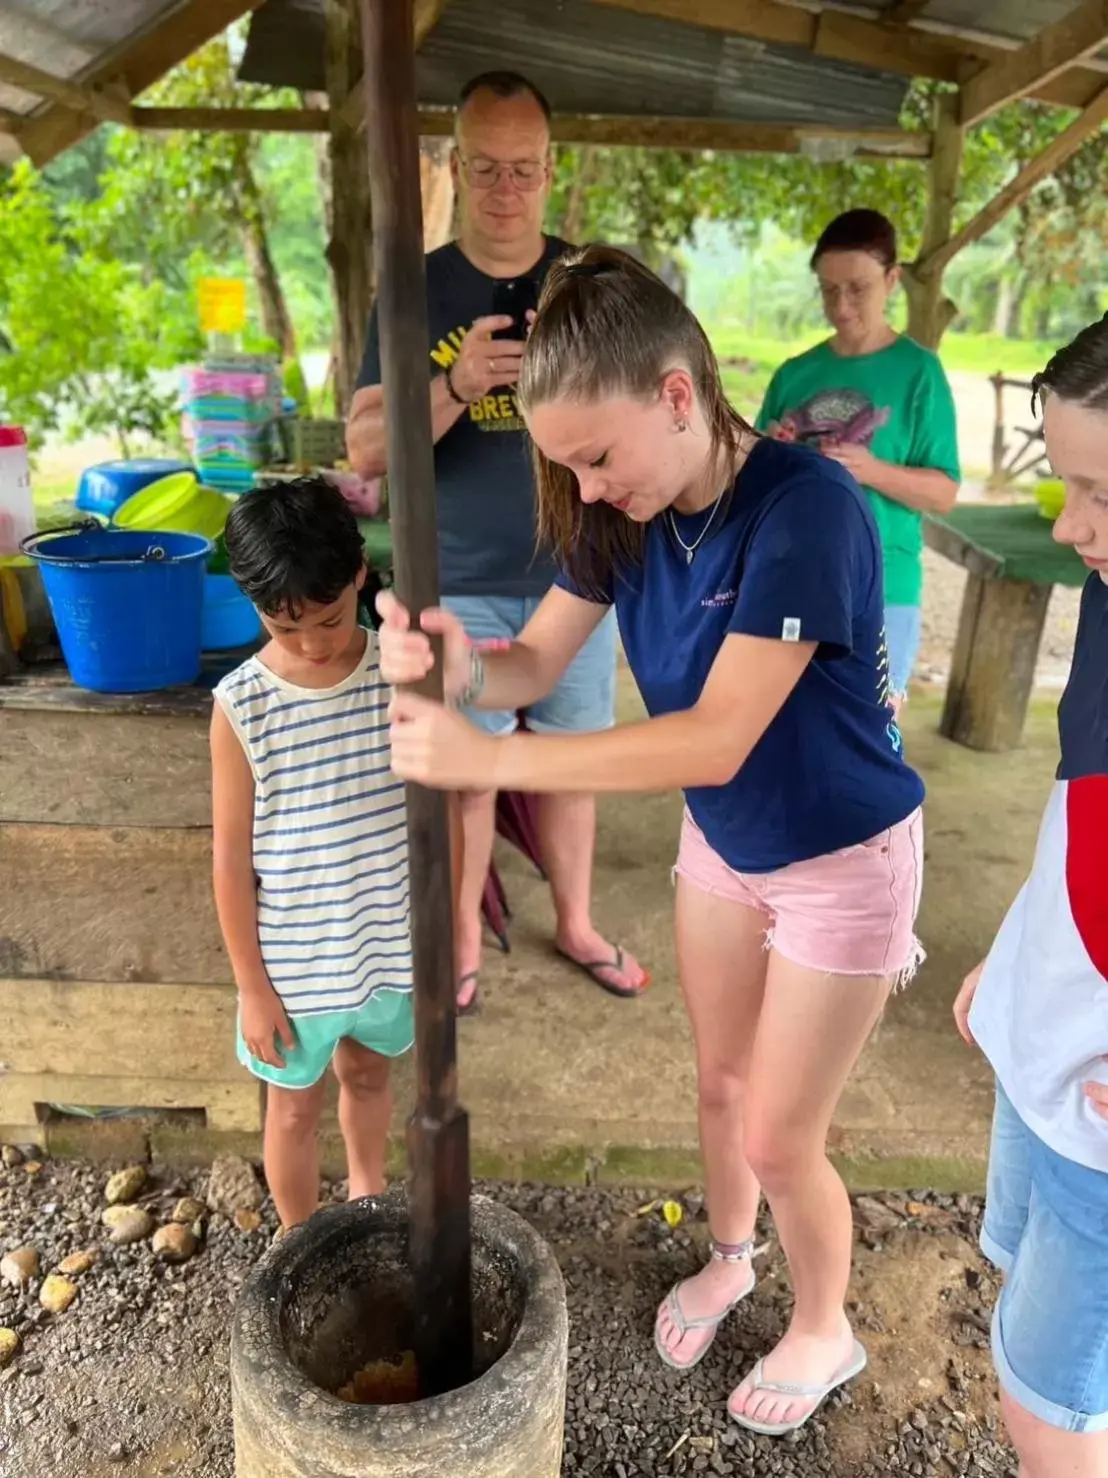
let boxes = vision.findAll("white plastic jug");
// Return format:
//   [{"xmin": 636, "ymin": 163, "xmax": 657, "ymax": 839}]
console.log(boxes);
[{"xmin": 0, "ymin": 427, "xmax": 33, "ymax": 559}]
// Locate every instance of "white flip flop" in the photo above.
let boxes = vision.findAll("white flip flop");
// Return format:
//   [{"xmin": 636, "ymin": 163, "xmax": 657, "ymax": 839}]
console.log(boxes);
[
  {"xmin": 653, "ymin": 1237, "xmax": 757, "ymax": 1372},
  {"xmin": 728, "ymin": 1338, "xmax": 868, "ymax": 1436}
]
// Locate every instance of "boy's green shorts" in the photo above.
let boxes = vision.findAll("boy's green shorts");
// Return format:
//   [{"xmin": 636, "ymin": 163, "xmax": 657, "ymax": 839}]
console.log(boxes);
[{"xmin": 237, "ymin": 990, "xmax": 413, "ymax": 1089}]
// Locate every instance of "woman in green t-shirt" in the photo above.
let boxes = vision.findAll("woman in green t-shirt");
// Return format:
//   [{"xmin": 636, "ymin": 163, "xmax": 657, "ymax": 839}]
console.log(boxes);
[{"xmin": 756, "ymin": 209, "xmax": 960, "ymax": 709}]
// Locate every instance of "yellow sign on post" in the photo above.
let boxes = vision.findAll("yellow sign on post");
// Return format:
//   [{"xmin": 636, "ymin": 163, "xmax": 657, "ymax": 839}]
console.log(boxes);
[{"xmin": 197, "ymin": 277, "xmax": 247, "ymax": 335}]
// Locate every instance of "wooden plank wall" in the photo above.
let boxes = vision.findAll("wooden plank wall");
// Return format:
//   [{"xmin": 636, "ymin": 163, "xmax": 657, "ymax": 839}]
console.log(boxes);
[{"xmin": 0, "ymin": 707, "xmax": 267, "ymax": 1155}]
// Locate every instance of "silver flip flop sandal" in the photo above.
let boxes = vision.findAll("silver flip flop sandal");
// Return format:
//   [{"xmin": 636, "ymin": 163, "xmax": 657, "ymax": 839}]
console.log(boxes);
[
  {"xmin": 728, "ymin": 1338, "xmax": 867, "ymax": 1436},
  {"xmin": 653, "ymin": 1237, "xmax": 757, "ymax": 1372}
]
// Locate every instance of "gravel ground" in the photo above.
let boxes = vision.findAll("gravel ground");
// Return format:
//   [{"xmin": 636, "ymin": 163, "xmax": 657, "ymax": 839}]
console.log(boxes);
[{"xmin": 0, "ymin": 1152, "xmax": 1017, "ymax": 1478}]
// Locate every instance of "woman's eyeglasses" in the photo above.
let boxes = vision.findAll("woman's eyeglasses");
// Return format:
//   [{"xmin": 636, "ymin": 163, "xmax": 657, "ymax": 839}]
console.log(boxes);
[
  {"xmin": 817, "ymin": 280, "xmax": 882, "ymax": 306},
  {"xmin": 457, "ymin": 152, "xmax": 547, "ymax": 192}
]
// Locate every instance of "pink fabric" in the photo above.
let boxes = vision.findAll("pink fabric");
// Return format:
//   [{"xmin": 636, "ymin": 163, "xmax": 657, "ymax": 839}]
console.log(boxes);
[{"xmin": 674, "ymin": 807, "xmax": 925, "ymax": 982}]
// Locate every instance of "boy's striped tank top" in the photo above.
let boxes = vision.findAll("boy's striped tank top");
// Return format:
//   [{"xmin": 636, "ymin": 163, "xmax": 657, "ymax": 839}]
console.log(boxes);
[{"xmin": 213, "ymin": 629, "xmax": 411, "ymax": 1018}]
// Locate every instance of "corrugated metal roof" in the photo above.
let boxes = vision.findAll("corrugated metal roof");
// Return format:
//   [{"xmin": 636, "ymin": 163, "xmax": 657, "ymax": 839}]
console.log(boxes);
[
  {"xmin": 831, "ymin": 0, "xmax": 1108, "ymax": 62},
  {"xmin": 0, "ymin": 1, "xmax": 183, "ymax": 117},
  {"xmin": 241, "ymin": 0, "xmax": 913, "ymax": 127}
]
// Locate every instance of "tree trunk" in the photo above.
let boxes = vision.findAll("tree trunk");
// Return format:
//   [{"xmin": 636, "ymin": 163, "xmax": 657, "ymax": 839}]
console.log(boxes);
[
  {"xmin": 306, "ymin": 89, "xmax": 342, "ymax": 415},
  {"xmin": 991, "ymin": 273, "xmax": 1016, "ymax": 337},
  {"xmin": 559, "ymin": 146, "xmax": 597, "ymax": 243},
  {"xmin": 240, "ymin": 201, "xmax": 298, "ymax": 360},
  {"xmin": 903, "ymin": 90, "xmax": 964, "ymax": 349},
  {"xmin": 420, "ymin": 137, "xmax": 454, "ymax": 250},
  {"xmin": 324, "ymin": 0, "xmax": 374, "ymax": 419}
]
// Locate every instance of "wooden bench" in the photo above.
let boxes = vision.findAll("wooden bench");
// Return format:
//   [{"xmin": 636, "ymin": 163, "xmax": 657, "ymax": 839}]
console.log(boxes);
[
  {"xmin": 925, "ymin": 503, "xmax": 1086, "ymax": 752},
  {"xmin": 989, "ymin": 372, "xmax": 1050, "ymax": 486}
]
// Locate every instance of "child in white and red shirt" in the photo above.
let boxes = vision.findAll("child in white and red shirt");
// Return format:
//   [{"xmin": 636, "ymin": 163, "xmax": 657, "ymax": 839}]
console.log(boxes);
[{"xmin": 955, "ymin": 313, "xmax": 1108, "ymax": 1474}]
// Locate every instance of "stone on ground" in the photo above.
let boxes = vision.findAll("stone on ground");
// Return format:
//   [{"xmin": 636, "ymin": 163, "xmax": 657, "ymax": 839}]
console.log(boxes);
[
  {"xmin": 104, "ymin": 1166, "xmax": 147, "ymax": 1206},
  {"xmin": 206, "ymin": 1156, "xmax": 261, "ymax": 1218}
]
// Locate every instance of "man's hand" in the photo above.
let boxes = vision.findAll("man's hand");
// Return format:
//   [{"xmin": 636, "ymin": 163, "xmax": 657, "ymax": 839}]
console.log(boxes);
[
  {"xmin": 376, "ymin": 590, "xmax": 472, "ymax": 699},
  {"xmin": 239, "ymin": 978, "xmax": 296, "ymax": 1069},
  {"xmin": 450, "ymin": 314, "xmax": 527, "ymax": 402},
  {"xmin": 389, "ymin": 691, "xmax": 500, "ymax": 790},
  {"xmin": 953, "ymin": 960, "xmax": 984, "ymax": 1047}
]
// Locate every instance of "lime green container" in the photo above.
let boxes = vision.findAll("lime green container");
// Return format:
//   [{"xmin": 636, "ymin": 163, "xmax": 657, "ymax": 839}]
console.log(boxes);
[
  {"xmin": 113, "ymin": 472, "xmax": 231, "ymax": 542},
  {"xmin": 1033, "ymin": 477, "xmax": 1065, "ymax": 521}
]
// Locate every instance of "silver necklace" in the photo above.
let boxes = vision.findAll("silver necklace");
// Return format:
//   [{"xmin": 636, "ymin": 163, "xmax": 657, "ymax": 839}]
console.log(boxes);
[{"xmin": 667, "ymin": 495, "xmax": 723, "ymax": 565}]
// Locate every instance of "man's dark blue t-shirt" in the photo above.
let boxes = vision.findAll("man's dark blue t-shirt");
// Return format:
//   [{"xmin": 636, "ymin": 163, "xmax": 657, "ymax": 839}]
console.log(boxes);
[
  {"xmin": 557, "ymin": 437, "xmax": 925, "ymax": 872},
  {"xmin": 356, "ymin": 236, "xmax": 570, "ymax": 598}
]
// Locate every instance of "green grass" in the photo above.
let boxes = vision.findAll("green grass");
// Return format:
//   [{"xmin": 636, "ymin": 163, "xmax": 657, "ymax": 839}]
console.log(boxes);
[
  {"xmin": 707, "ymin": 325, "xmax": 1055, "ymax": 393},
  {"xmin": 31, "ymin": 474, "xmax": 76, "ymax": 512}
]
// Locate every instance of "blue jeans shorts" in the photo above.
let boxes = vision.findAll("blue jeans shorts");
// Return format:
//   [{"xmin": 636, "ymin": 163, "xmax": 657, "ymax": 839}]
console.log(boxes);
[
  {"xmin": 884, "ymin": 603, "xmax": 922, "ymax": 698},
  {"xmin": 980, "ymin": 1082, "xmax": 1108, "ymax": 1433},
  {"xmin": 442, "ymin": 594, "xmax": 617, "ymax": 737}
]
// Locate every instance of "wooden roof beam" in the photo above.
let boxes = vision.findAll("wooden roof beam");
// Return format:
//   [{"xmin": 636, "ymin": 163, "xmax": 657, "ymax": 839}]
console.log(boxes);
[
  {"xmin": 0, "ymin": 51, "xmax": 131, "ymax": 125},
  {"xmin": 15, "ymin": 0, "xmax": 265, "ymax": 167},
  {"xmin": 589, "ymin": 0, "xmax": 1108, "ymax": 109},
  {"xmin": 927, "ymin": 83, "xmax": 1108, "ymax": 276},
  {"xmin": 129, "ymin": 103, "xmax": 931, "ymax": 157},
  {"xmin": 131, "ymin": 106, "xmax": 329, "ymax": 131},
  {"xmin": 341, "ymin": 0, "xmax": 449, "ymax": 131},
  {"xmin": 959, "ymin": 0, "xmax": 1108, "ymax": 126},
  {"xmin": 884, "ymin": 1, "xmax": 932, "ymax": 21}
]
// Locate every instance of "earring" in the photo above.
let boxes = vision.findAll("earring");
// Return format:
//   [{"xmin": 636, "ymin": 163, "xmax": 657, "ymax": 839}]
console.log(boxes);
[{"xmin": 675, "ymin": 418, "xmax": 688, "ymax": 433}]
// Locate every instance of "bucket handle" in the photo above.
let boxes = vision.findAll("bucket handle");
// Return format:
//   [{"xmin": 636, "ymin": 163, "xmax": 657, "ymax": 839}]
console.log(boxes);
[{"xmin": 21, "ymin": 522, "xmax": 169, "ymax": 564}]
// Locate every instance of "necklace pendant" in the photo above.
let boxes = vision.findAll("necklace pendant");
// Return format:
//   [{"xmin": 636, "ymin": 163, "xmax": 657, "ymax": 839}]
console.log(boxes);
[{"xmin": 685, "ymin": 548, "xmax": 694, "ymax": 565}]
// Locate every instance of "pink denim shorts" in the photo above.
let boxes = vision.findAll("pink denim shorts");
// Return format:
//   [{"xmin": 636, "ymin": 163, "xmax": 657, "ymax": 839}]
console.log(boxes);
[{"xmin": 674, "ymin": 808, "xmax": 925, "ymax": 983}]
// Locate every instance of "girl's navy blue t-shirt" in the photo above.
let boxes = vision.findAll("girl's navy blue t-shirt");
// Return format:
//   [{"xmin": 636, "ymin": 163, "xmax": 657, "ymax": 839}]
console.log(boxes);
[{"xmin": 555, "ymin": 436, "xmax": 925, "ymax": 872}]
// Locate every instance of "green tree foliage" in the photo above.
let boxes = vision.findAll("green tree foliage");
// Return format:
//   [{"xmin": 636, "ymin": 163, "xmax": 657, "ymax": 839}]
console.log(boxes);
[
  {"xmin": 0, "ymin": 162, "xmax": 180, "ymax": 453},
  {"xmin": 551, "ymin": 84, "xmax": 1106, "ymax": 339},
  {"xmin": 87, "ymin": 34, "xmax": 304, "ymax": 359}
]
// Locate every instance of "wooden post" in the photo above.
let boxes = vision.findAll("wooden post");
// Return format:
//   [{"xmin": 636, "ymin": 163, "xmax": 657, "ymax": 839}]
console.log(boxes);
[
  {"xmin": 990, "ymin": 372, "xmax": 1006, "ymax": 485},
  {"xmin": 903, "ymin": 90, "xmax": 963, "ymax": 349},
  {"xmin": 940, "ymin": 574, "xmax": 1052, "ymax": 751},
  {"xmin": 325, "ymin": 0, "xmax": 375, "ymax": 418},
  {"xmin": 358, "ymin": 0, "xmax": 473, "ymax": 1399}
]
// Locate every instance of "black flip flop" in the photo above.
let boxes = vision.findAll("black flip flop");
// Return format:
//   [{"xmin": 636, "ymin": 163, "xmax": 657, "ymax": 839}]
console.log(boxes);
[{"xmin": 555, "ymin": 945, "xmax": 650, "ymax": 1000}]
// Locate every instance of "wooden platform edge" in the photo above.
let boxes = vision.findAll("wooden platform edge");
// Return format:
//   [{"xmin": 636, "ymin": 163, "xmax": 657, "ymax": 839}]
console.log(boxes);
[{"xmin": 924, "ymin": 516, "xmax": 1004, "ymax": 579}]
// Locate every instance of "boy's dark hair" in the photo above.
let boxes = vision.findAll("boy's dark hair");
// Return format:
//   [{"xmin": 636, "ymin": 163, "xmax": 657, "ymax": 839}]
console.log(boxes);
[
  {"xmin": 1031, "ymin": 313, "xmax": 1108, "ymax": 416},
  {"xmin": 810, "ymin": 209, "xmax": 898, "ymax": 271},
  {"xmin": 458, "ymin": 70, "xmax": 552, "ymax": 122},
  {"xmin": 224, "ymin": 476, "xmax": 366, "ymax": 620}
]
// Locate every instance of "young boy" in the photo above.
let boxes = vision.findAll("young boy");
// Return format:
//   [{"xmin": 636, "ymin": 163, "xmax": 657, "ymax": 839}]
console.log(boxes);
[
  {"xmin": 954, "ymin": 315, "xmax": 1108, "ymax": 1477},
  {"xmin": 210, "ymin": 476, "xmax": 411, "ymax": 1229}
]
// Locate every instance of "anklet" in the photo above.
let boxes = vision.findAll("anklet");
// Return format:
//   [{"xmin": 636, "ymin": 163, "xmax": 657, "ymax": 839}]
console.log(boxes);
[{"xmin": 710, "ymin": 1236, "xmax": 754, "ymax": 1263}]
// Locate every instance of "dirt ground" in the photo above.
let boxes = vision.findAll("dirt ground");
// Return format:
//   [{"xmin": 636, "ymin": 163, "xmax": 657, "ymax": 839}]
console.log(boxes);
[{"xmin": 0, "ymin": 1160, "xmax": 1012, "ymax": 1478}]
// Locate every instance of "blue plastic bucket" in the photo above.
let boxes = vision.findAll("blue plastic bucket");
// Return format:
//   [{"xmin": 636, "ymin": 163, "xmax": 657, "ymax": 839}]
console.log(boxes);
[
  {"xmin": 76, "ymin": 458, "xmax": 195, "ymax": 518},
  {"xmin": 21, "ymin": 524, "xmax": 212, "ymax": 693},
  {"xmin": 202, "ymin": 573, "xmax": 262, "ymax": 651}
]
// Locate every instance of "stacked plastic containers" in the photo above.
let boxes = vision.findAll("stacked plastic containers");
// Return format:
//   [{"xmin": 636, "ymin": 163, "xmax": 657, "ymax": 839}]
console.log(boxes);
[{"xmin": 180, "ymin": 354, "xmax": 282, "ymax": 493}]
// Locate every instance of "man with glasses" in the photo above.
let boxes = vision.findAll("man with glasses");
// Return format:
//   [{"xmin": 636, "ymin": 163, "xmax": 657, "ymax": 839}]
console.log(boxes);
[{"xmin": 348, "ymin": 71, "xmax": 645, "ymax": 1015}]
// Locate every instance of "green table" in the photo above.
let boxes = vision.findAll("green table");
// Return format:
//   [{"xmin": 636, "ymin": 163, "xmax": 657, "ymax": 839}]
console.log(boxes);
[
  {"xmin": 358, "ymin": 518, "xmax": 393, "ymax": 573},
  {"xmin": 924, "ymin": 502, "xmax": 1086, "ymax": 752}
]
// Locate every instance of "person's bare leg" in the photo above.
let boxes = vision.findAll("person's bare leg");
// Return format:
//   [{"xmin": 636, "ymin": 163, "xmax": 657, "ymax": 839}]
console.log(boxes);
[
  {"xmin": 263, "ymin": 1079, "xmax": 328, "ymax": 1229},
  {"xmin": 729, "ymin": 954, "xmax": 889, "ymax": 1428},
  {"xmin": 540, "ymin": 791, "xmax": 645, "ymax": 993},
  {"xmin": 333, "ymin": 1038, "xmax": 393, "ymax": 1199},
  {"xmin": 454, "ymin": 787, "xmax": 497, "ymax": 1007},
  {"xmin": 655, "ymin": 879, "xmax": 770, "ymax": 1363},
  {"xmin": 1001, "ymin": 1387, "xmax": 1108, "ymax": 1478}
]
